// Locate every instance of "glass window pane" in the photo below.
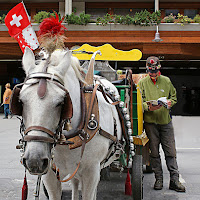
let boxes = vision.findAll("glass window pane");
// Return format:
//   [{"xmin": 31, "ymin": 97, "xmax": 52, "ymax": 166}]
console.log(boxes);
[
  {"xmin": 36, "ymin": 8, "xmax": 58, "ymax": 13},
  {"xmin": 86, "ymin": 8, "xmax": 108, "ymax": 19},
  {"xmin": 114, "ymin": 8, "xmax": 143, "ymax": 16},
  {"xmin": 184, "ymin": 9, "xmax": 198, "ymax": 19},
  {"xmin": 165, "ymin": 9, "xmax": 179, "ymax": 17}
]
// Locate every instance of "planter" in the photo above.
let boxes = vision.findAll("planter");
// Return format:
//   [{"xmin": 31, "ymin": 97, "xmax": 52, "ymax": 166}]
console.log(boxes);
[
  {"xmin": 0, "ymin": 23, "xmax": 199, "ymax": 32},
  {"xmin": 159, "ymin": 23, "xmax": 200, "ymax": 31}
]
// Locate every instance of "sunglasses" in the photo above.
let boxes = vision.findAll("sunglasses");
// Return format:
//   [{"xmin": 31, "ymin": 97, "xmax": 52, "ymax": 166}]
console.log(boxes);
[{"xmin": 148, "ymin": 68, "xmax": 159, "ymax": 73}]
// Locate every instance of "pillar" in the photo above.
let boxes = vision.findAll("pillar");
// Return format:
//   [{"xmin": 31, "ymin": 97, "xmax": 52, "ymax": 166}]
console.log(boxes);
[
  {"xmin": 65, "ymin": 0, "xmax": 72, "ymax": 15},
  {"xmin": 155, "ymin": 0, "xmax": 159, "ymax": 12}
]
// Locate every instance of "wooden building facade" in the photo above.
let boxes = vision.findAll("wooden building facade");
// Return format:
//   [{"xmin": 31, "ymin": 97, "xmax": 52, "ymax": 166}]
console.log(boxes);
[{"xmin": 0, "ymin": 0, "xmax": 200, "ymax": 115}]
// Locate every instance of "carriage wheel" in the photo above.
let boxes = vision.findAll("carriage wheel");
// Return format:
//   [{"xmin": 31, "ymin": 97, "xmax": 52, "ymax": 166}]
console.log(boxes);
[{"xmin": 131, "ymin": 155, "xmax": 143, "ymax": 200}]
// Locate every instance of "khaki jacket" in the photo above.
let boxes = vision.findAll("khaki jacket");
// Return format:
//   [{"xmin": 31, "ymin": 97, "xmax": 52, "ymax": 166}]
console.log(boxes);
[{"xmin": 138, "ymin": 75, "xmax": 177, "ymax": 125}]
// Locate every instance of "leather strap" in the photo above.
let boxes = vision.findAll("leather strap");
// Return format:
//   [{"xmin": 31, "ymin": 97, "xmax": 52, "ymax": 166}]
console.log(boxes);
[
  {"xmin": 99, "ymin": 129, "xmax": 117, "ymax": 143},
  {"xmin": 84, "ymin": 84, "xmax": 120, "ymax": 106},
  {"xmin": 85, "ymin": 84, "xmax": 99, "ymax": 125},
  {"xmin": 127, "ymin": 70, "xmax": 134, "ymax": 132},
  {"xmin": 99, "ymin": 85, "xmax": 119, "ymax": 106},
  {"xmin": 37, "ymin": 78, "xmax": 47, "ymax": 99},
  {"xmin": 59, "ymin": 133, "xmax": 87, "ymax": 182},
  {"xmin": 24, "ymin": 126, "xmax": 55, "ymax": 137},
  {"xmin": 23, "ymin": 135, "xmax": 55, "ymax": 143},
  {"xmin": 28, "ymin": 72, "xmax": 64, "ymax": 85},
  {"xmin": 59, "ymin": 162, "xmax": 80, "ymax": 182},
  {"xmin": 64, "ymin": 83, "xmax": 87, "ymax": 140}
]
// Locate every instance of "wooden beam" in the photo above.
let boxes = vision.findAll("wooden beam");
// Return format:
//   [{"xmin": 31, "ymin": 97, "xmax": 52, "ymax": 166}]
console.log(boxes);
[{"xmin": 0, "ymin": 31, "xmax": 200, "ymax": 60}]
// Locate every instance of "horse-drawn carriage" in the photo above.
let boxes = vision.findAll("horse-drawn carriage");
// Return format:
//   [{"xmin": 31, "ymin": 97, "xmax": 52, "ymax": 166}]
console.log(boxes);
[
  {"xmin": 11, "ymin": 42, "xmax": 152, "ymax": 200},
  {"xmin": 73, "ymin": 44, "xmax": 151, "ymax": 200}
]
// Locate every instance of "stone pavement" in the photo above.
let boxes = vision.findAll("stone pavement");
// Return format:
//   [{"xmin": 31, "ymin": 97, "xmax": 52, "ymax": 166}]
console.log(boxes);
[{"xmin": 0, "ymin": 114, "xmax": 200, "ymax": 200}]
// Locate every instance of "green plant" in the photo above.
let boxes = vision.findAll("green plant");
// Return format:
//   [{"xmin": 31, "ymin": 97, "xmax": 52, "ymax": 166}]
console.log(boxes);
[
  {"xmin": 96, "ymin": 10, "xmax": 161, "ymax": 26},
  {"xmin": 64, "ymin": 12, "xmax": 91, "ymax": 25},
  {"xmin": 114, "ymin": 14, "xmax": 134, "ymax": 25},
  {"xmin": 33, "ymin": 11, "xmax": 52, "ymax": 23},
  {"xmin": 162, "ymin": 13, "xmax": 176, "ymax": 23},
  {"xmin": 133, "ymin": 10, "xmax": 161, "ymax": 26},
  {"xmin": 193, "ymin": 14, "xmax": 200, "ymax": 23},
  {"xmin": 96, "ymin": 13, "xmax": 114, "ymax": 26},
  {"xmin": 0, "ymin": 14, "xmax": 6, "ymax": 24},
  {"xmin": 175, "ymin": 13, "xmax": 193, "ymax": 26},
  {"xmin": 79, "ymin": 12, "xmax": 91, "ymax": 25},
  {"xmin": 72, "ymin": 7, "xmax": 77, "ymax": 14},
  {"xmin": 151, "ymin": 10, "xmax": 161, "ymax": 24}
]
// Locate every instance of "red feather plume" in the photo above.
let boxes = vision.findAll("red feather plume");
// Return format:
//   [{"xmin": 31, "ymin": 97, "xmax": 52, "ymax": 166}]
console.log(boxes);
[
  {"xmin": 37, "ymin": 12, "xmax": 67, "ymax": 37},
  {"xmin": 37, "ymin": 12, "xmax": 67, "ymax": 53}
]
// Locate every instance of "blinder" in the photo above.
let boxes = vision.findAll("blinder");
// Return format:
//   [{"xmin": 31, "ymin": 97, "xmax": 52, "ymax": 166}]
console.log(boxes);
[{"xmin": 10, "ymin": 85, "xmax": 23, "ymax": 116}]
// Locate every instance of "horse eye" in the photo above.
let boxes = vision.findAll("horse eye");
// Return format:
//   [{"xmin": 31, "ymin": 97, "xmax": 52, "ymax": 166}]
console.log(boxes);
[{"xmin": 56, "ymin": 102, "xmax": 64, "ymax": 107}]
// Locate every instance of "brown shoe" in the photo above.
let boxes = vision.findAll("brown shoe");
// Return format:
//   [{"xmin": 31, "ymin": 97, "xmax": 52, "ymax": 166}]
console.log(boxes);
[
  {"xmin": 169, "ymin": 180, "xmax": 186, "ymax": 192},
  {"xmin": 154, "ymin": 179, "xmax": 163, "ymax": 190}
]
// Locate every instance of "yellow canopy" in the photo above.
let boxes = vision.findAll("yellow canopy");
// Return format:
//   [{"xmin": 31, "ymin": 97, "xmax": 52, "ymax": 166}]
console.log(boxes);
[{"xmin": 72, "ymin": 43, "xmax": 142, "ymax": 61}]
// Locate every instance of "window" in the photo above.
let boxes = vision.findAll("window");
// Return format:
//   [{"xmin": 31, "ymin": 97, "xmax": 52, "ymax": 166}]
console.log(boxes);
[
  {"xmin": 165, "ymin": 9, "xmax": 179, "ymax": 17},
  {"xmin": 114, "ymin": 8, "xmax": 143, "ymax": 16},
  {"xmin": 184, "ymin": 9, "xmax": 198, "ymax": 19},
  {"xmin": 86, "ymin": 8, "xmax": 108, "ymax": 19}
]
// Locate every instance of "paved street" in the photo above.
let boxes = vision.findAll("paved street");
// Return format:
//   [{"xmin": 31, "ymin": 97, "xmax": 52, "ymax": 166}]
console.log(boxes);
[{"xmin": 0, "ymin": 114, "xmax": 200, "ymax": 200}]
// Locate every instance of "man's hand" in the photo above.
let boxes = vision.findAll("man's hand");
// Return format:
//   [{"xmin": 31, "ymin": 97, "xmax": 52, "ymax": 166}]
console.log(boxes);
[
  {"xmin": 148, "ymin": 103, "xmax": 162, "ymax": 111},
  {"xmin": 167, "ymin": 100, "xmax": 171, "ymax": 109}
]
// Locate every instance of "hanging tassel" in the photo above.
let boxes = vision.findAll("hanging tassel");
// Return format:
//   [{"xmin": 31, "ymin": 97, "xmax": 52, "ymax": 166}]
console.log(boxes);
[
  {"xmin": 125, "ymin": 169, "xmax": 132, "ymax": 196},
  {"xmin": 22, "ymin": 171, "xmax": 28, "ymax": 200}
]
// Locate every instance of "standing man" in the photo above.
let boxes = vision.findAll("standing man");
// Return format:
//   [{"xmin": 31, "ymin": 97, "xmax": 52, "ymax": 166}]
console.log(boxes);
[
  {"xmin": 138, "ymin": 56, "xmax": 185, "ymax": 192},
  {"xmin": 3, "ymin": 83, "xmax": 12, "ymax": 119}
]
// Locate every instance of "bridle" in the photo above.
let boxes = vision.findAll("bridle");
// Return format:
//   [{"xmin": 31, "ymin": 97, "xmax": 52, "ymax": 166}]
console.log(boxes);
[{"xmin": 11, "ymin": 71, "xmax": 73, "ymax": 145}]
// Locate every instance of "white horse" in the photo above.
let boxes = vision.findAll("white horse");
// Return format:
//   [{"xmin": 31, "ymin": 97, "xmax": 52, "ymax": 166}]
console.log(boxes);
[{"xmin": 20, "ymin": 47, "xmax": 122, "ymax": 200}]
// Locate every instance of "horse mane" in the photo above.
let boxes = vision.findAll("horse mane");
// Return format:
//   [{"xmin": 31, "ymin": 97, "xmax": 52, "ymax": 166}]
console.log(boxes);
[
  {"xmin": 71, "ymin": 55, "xmax": 85, "ymax": 83},
  {"xmin": 47, "ymin": 49, "xmax": 85, "ymax": 83}
]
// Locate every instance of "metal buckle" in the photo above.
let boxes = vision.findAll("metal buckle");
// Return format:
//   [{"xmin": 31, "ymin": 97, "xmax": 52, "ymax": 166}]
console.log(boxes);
[
  {"xmin": 87, "ymin": 114, "xmax": 98, "ymax": 130},
  {"xmin": 79, "ymin": 130, "xmax": 90, "ymax": 141}
]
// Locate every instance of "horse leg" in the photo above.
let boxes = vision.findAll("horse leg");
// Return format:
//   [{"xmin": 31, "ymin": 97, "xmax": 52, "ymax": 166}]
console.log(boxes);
[
  {"xmin": 93, "ymin": 188, "xmax": 97, "ymax": 200},
  {"xmin": 71, "ymin": 178, "xmax": 79, "ymax": 200},
  {"xmin": 42, "ymin": 168, "xmax": 62, "ymax": 200},
  {"xmin": 81, "ymin": 164, "xmax": 100, "ymax": 200}
]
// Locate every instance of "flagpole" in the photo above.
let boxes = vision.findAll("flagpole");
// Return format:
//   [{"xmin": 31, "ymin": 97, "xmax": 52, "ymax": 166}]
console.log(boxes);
[{"xmin": 21, "ymin": 1, "xmax": 31, "ymax": 22}]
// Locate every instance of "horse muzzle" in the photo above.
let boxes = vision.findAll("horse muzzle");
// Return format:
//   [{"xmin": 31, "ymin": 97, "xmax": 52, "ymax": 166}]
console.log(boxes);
[{"xmin": 22, "ymin": 154, "xmax": 49, "ymax": 175}]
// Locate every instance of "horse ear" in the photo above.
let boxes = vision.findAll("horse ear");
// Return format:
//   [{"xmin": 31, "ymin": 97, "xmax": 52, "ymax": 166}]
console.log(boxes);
[
  {"xmin": 22, "ymin": 47, "xmax": 36, "ymax": 75},
  {"xmin": 56, "ymin": 50, "xmax": 72, "ymax": 75}
]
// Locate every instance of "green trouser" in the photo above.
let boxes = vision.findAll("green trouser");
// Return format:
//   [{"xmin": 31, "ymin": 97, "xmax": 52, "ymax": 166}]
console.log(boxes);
[{"xmin": 144, "ymin": 121, "xmax": 179, "ymax": 181}]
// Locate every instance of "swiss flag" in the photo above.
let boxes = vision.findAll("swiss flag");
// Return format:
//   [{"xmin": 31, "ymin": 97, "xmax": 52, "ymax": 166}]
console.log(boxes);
[
  {"xmin": 14, "ymin": 25, "xmax": 39, "ymax": 53},
  {"xmin": 5, "ymin": 2, "xmax": 39, "ymax": 52},
  {"xmin": 5, "ymin": 2, "xmax": 30, "ymax": 37}
]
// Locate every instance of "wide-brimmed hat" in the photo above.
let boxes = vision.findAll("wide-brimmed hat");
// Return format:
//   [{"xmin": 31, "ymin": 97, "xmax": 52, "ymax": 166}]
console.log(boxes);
[{"xmin": 146, "ymin": 56, "xmax": 161, "ymax": 73}]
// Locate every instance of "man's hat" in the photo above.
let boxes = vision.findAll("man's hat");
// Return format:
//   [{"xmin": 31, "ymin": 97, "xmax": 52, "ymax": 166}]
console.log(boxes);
[{"xmin": 146, "ymin": 56, "xmax": 161, "ymax": 73}]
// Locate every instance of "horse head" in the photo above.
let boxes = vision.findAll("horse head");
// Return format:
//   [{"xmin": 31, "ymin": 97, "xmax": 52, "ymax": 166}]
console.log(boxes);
[{"xmin": 21, "ymin": 47, "xmax": 73, "ymax": 175}]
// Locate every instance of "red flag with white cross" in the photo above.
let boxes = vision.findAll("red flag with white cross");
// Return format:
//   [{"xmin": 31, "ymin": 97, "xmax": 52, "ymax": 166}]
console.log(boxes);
[{"xmin": 5, "ymin": 2, "xmax": 39, "ymax": 52}]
